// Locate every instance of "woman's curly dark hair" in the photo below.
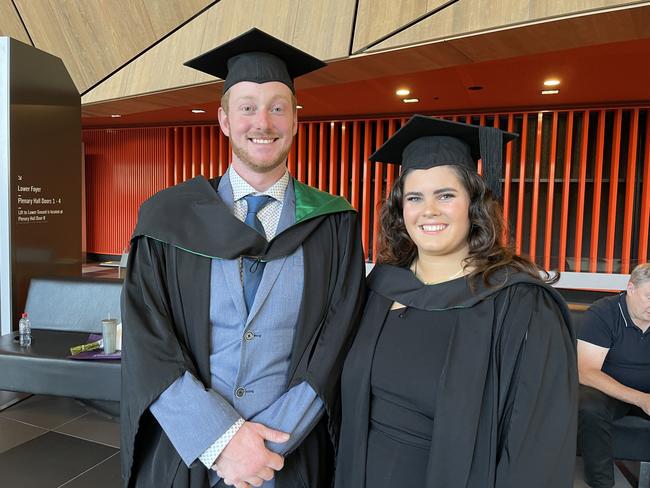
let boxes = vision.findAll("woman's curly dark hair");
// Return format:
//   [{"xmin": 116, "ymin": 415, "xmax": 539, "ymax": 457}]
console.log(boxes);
[{"xmin": 377, "ymin": 165, "xmax": 557, "ymax": 286}]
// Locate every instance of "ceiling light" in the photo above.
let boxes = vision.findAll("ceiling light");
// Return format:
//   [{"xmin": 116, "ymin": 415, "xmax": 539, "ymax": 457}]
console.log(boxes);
[
  {"xmin": 541, "ymin": 89, "xmax": 560, "ymax": 95},
  {"xmin": 544, "ymin": 79, "xmax": 561, "ymax": 87},
  {"xmin": 395, "ymin": 88, "xmax": 410, "ymax": 96},
  {"xmin": 468, "ymin": 86, "xmax": 484, "ymax": 91},
  {"xmin": 110, "ymin": 114, "xmax": 121, "ymax": 118},
  {"xmin": 296, "ymin": 105, "xmax": 304, "ymax": 109},
  {"xmin": 403, "ymin": 98, "xmax": 419, "ymax": 103},
  {"xmin": 191, "ymin": 109, "xmax": 206, "ymax": 114}
]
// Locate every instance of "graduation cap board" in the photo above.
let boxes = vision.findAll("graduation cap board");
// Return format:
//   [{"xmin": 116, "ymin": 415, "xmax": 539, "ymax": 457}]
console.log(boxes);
[
  {"xmin": 184, "ymin": 28, "xmax": 326, "ymax": 94},
  {"xmin": 369, "ymin": 115, "xmax": 518, "ymax": 198}
]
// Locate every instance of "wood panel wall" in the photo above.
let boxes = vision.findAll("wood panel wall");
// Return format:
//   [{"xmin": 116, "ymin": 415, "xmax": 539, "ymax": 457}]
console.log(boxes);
[{"xmin": 83, "ymin": 107, "xmax": 650, "ymax": 273}]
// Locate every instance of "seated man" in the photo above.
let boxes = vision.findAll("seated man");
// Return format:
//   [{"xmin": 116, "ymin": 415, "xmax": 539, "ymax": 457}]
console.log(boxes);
[{"xmin": 578, "ymin": 263, "xmax": 650, "ymax": 488}]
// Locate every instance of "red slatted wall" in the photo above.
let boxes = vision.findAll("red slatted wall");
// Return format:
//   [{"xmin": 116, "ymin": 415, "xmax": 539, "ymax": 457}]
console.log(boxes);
[
  {"xmin": 83, "ymin": 128, "xmax": 167, "ymax": 255},
  {"xmin": 83, "ymin": 107, "xmax": 650, "ymax": 272}
]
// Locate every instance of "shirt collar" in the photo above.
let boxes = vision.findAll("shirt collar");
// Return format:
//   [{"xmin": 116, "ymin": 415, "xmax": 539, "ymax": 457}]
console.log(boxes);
[
  {"xmin": 619, "ymin": 292, "xmax": 631, "ymax": 328},
  {"xmin": 228, "ymin": 166, "xmax": 289, "ymax": 203},
  {"xmin": 619, "ymin": 292, "xmax": 646, "ymax": 333}
]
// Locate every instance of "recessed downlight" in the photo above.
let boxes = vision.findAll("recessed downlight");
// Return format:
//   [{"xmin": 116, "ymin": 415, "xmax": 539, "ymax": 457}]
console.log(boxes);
[
  {"xmin": 191, "ymin": 109, "xmax": 206, "ymax": 114},
  {"xmin": 296, "ymin": 105, "xmax": 304, "ymax": 109},
  {"xmin": 541, "ymin": 89, "xmax": 560, "ymax": 95},
  {"xmin": 544, "ymin": 79, "xmax": 561, "ymax": 87},
  {"xmin": 395, "ymin": 88, "xmax": 410, "ymax": 96},
  {"xmin": 110, "ymin": 114, "xmax": 121, "ymax": 118},
  {"xmin": 402, "ymin": 98, "xmax": 419, "ymax": 103}
]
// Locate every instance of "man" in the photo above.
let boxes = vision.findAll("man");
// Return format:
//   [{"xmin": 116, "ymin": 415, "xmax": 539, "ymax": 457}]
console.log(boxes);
[
  {"xmin": 578, "ymin": 262, "xmax": 650, "ymax": 488},
  {"xmin": 120, "ymin": 28, "xmax": 365, "ymax": 488}
]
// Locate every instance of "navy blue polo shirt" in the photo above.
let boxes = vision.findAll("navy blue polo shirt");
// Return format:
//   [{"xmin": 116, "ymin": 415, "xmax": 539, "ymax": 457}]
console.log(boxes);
[{"xmin": 578, "ymin": 292, "xmax": 650, "ymax": 393}]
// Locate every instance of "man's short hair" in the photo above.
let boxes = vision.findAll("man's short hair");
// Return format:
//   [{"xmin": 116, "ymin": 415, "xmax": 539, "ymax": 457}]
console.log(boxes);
[
  {"xmin": 219, "ymin": 87, "xmax": 298, "ymax": 114},
  {"xmin": 220, "ymin": 89, "xmax": 231, "ymax": 114},
  {"xmin": 630, "ymin": 263, "xmax": 650, "ymax": 286}
]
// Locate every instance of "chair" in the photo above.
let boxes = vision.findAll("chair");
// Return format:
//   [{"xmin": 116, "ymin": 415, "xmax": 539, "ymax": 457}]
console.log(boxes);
[
  {"xmin": 0, "ymin": 277, "xmax": 122, "ymax": 406},
  {"xmin": 612, "ymin": 415, "xmax": 650, "ymax": 487}
]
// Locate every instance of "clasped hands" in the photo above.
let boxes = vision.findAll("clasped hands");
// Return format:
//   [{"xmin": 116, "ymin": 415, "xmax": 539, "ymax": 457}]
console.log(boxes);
[{"xmin": 213, "ymin": 421, "xmax": 290, "ymax": 488}]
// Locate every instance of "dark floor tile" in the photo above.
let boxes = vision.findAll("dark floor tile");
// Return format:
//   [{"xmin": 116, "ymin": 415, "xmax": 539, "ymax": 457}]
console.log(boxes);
[
  {"xmin": 54, "ymin": 410, "xmax": 120, "ymax": 448},
  {"xmin": 0, "ymin": 391, "xmax": 31, "ymax": 411},
  {"xmin": 0, "ymin": 416, "xmax": 46, "ymax": 454},
  {"xmin": 78, "ymin": 399, "xmax": 120, "ymax": 418},
  {"xmin": 59, "ymin": 451, "xmax": 121, "ymax": 488},
  {"xmin": 0, "ymin": 431, "xmax": 117, "ymax": 488},
  {"xmin": 0, "ymin": 395, "xmax": 87, "ymax": 429}
]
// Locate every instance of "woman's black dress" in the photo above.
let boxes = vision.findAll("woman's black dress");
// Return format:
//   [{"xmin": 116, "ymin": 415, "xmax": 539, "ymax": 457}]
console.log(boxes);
[
  {"xmin": 335, "ymin": 264, "xmax": 578, "ymax": 488},
  {"xmin": 365, "ymin": 306, "xmax": 454, "ymax": 487}
]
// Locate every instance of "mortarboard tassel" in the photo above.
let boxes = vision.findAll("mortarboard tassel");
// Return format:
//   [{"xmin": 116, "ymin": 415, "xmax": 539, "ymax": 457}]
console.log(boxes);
[{"xmin": 479, "ymin": 125, "xmax": 504, "ymax": 200}]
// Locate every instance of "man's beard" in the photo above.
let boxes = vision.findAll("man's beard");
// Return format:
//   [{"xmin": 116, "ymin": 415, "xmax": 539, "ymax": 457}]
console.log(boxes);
[{"xmin": 231, "ymin": 139, "xmax": 292, "ymax": 174}]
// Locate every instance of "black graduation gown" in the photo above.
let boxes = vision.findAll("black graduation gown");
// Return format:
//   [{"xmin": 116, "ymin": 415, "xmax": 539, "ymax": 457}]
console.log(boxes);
[
  {"xmin": 120, "ymin": 176, "xmax": 366, "ymax": 488},
  {"xmin": 336, "ymin": 264, "xmax": 578, "ymax": 488}
]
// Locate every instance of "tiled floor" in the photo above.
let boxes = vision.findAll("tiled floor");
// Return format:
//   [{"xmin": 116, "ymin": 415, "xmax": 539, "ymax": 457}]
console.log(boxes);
[
  {"xmin": 0, "ymin": 393, "xmax": 637, "ymax": 487},
  {"xmin": 0, "ymin": 394, "xmax": 120, "ymax": 488}
]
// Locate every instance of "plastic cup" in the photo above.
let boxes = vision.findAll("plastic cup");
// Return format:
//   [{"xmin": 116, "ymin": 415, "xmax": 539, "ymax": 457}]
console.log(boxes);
[{"xmin": 101, "ymin": 318, "xmax": 118, "ymax": 355}]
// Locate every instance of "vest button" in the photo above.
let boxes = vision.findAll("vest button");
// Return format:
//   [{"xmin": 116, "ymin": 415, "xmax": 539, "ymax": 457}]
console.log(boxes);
[
  {"xmin": 244, "ymin": 330, "xmax": 255, "ymax": 341},
  {"xmin": 235, "ymin": 387, "xmax": 246, "ymax": 398}
]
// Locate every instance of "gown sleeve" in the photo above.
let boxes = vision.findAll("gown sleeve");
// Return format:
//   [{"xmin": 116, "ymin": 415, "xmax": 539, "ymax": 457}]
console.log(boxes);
[
  {"xmin": 120, "ymin": 236, "xmax": 201, "ymax": 482},
  {"xmin": 494, "ymin": 284, "xmax": 578, "ymax": 488},
  {"xmin": 291, "ymin": 211, "xmax": 367, "ymax": 441}
]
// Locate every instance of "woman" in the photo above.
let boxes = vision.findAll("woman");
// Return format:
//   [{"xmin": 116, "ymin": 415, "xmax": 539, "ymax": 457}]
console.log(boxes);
[{"xmin": 335, "ymin": 116, "xmax": 577, "ymax": 488}]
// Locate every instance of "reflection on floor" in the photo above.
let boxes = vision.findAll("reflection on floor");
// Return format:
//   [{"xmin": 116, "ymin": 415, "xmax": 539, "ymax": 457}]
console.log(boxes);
[
  {"xmin": 0, "ymin": 395, "xmax": 120, "ymax": 488},
  {"xmin": 0, "ymin": 394, "xmax": 638, "ymax": 487},
  {"xmin": 82, "ymin": 262, "xmax": 122, "ymax": 280}
]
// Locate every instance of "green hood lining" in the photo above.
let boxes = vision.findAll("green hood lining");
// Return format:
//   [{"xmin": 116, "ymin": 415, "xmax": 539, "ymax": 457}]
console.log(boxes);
[{"xmin": 293, "ymin": 179, "xmax": 355, "ymax": 223}]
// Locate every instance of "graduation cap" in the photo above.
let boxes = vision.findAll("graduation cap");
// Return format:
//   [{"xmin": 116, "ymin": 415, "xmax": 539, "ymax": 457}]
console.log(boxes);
[
  {"xmin": 369, "ymin": 115, "xmax": 518, "ymax": 198},
  {"xmin": 184, "ymin": 28, "xmax": 326, "ymax": 94}
]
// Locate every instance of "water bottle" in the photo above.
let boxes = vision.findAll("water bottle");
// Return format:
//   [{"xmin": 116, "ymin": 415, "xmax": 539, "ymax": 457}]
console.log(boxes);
[{"xmin": 19, "ymin": 312, "xmax": 31, "ymax": 347}]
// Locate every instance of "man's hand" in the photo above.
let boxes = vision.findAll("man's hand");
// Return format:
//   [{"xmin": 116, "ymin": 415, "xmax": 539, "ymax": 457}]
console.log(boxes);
[{"xmin": 214, "ymin": 421, "xmax": 289, "ymax": 488}]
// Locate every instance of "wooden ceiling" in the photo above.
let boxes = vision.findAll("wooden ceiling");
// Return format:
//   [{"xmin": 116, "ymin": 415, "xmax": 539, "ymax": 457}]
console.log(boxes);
[
  {"xmin": 82, "ymin": 33, "xmax": 650, "ymax": 127},
  {"xmin": 9, "ymin": 0, "xmax": 214, "ymax": 93},
  {"xmin": 1, "ymin": 0, "xmax": 648, "ymax": 127},
  {"xmin": 80, "ymin": 0, "xmax": 359, "ymax": 104}
]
